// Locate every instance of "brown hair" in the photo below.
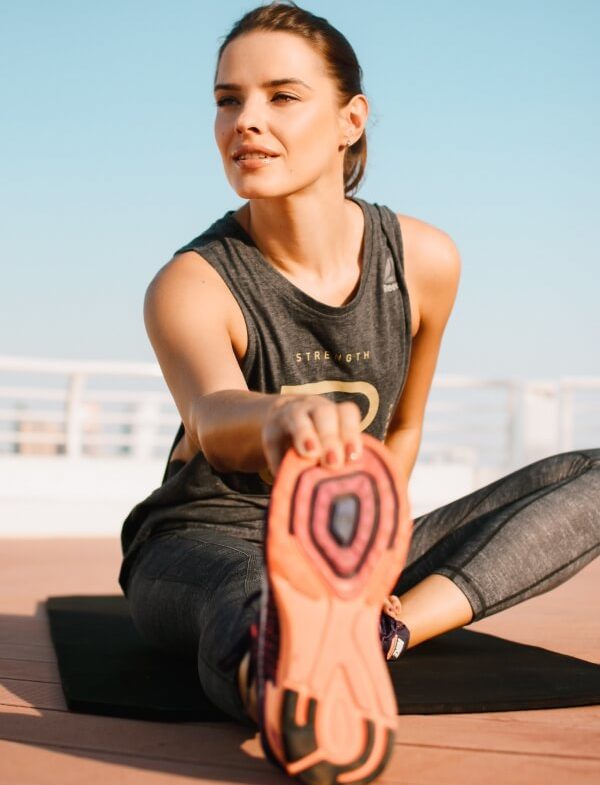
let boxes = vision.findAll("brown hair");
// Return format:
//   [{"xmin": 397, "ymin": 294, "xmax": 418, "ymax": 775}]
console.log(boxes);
[{"xmin": 215, "ymin": 1, "xmax": 368, "ymax": 196}]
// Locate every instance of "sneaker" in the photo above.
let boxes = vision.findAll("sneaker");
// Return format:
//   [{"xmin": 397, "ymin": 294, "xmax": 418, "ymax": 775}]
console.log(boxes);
[
  {"xmin": 255, "ymin": 433, "xmax": 413, "ymax": 785},
  {"xmin": 240, "ymin": 594, "xmax": 409, "ymax": 729},
  {"xmin": 379, "ymin": 612, "xmax": 410, "ymax": 661}
]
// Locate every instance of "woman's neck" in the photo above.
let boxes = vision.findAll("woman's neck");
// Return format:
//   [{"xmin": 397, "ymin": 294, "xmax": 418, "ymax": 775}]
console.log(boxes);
[{"xmin": 233, "ymin": 191, "xmax": 365, "ymax": 283}]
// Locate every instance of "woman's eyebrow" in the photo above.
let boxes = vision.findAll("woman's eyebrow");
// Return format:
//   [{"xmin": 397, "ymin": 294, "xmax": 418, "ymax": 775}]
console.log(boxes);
[{"xmin": 214, "ymin": 78, "xmax": 313, "ymax": 92}]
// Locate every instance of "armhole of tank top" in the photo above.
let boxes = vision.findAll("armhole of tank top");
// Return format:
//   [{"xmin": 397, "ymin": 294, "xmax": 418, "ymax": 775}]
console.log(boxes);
[
  {"xmin": 377, "ymin": 204, "xmax": 405, "ymax": 272},
  {"xmin": 173, "ymin": 243, "xmax": 258, "ymax": 379},
  {"xmin": 162, "ymin": 421, "xmax": 185, "ymax": 483},
  {"xmin": 376, "ymin": 204, "xmax": 413, "ymax": 373},
  {"xmin": 160, "ymin": 242, "xmax": 258, "ymax": 484}
]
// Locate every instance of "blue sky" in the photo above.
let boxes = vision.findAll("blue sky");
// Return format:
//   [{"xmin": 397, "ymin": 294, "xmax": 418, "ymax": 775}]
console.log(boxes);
[{"xmin": 1, "ymin": 0, "xmax": 598, "ymax": 378}]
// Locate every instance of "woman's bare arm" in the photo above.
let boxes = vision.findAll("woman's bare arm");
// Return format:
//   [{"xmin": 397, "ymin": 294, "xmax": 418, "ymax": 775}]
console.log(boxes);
[
  {"xmin": 144, "ymin": 252, "xmax": 276, "ymax": 472},
  {"xmin": 144, "ymin": 252, "xmax": 363, "ymax": 476}
]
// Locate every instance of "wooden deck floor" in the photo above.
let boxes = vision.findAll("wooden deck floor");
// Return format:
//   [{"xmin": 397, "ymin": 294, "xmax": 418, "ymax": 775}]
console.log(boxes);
[{"xmin": 0, "ymin": 538, "xmax": 599, "ymax": 784}]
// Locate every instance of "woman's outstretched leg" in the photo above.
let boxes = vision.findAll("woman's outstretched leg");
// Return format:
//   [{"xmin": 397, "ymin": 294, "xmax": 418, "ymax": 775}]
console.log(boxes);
[
  {"xmin": 391, "ymin": 448, "xmax": 600, "ymax": 648},
  {"xmin": 125, "ymin": 528, "xmax": 263, "ymax": 725}
]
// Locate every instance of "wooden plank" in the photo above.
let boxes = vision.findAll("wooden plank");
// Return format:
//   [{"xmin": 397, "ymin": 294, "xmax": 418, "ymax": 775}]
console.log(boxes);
[
  {"xmin": 0, "ymin": 678, "xmax": 66, "ymax": 710},
  {"xmin": 0, "ymin": 740, "xmax": 289, "ymax": 785},
  {"xmin": 0, "ymin": 538, "xmax": 123, "ymax": 616},
  {"xmin": 0, "ymin": 706, "xmax": 271, "ymax": 772},
  {"xmin": 1, "ymin": 702, "xmax": 599, "ymax": 767},
  {"xmin": 378, "ymin": 746, "xmax": 600, "ymax": 785},
  {"xmin": 1, "ymin": 736, "xmax": 599, "ymax": 785},
  {"xmin": 0, "ymin": 658, "xmax": 59, "ymax": 682},
  {"xmin": 393, "ymin": 711, "xmax": 600, "ymax": 759},
  {"xmin": 0, "ymin": 643, "xmax": 55, "ymax": 663},
  {"xmin": 0, "ymin": 616, "xmax": 50, "ymax": 644}
]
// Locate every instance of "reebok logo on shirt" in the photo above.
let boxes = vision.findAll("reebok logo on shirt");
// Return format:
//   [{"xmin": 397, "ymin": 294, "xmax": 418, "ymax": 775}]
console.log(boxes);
[{"xmin": 383, "ymin": 256, "xmax": 399, "ymax": 292}]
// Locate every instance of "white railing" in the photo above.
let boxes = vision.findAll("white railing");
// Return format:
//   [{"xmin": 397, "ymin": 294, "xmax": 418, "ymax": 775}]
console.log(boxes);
[
  {"xmin": 417, "ymin": 376, "xmax": 521, "ymax": 469},
  {"xmin": 1, "ymin": 355, "xmax": 599, "ymax": 469},
  {"xmin": 559, "ymin": 377, "xmax": 600, "ymax": 453},
  {"xmin": 0, "ymin": 355, "xmax": 179, "ymax": 460}
]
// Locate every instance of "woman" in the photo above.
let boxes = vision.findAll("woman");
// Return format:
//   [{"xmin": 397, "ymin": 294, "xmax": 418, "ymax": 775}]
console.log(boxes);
[{"xmin": 119, "ymin": 3, "xmax": 600, "ymax": 783}]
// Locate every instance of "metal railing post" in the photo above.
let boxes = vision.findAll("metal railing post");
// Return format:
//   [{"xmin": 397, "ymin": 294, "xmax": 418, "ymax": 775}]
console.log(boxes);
[
  {"xmin": 559, "ymin": 380, "xmax": 574, "ymax": 452},
  {"xmin": 65, "ymin": 373, "xmax": 85, "ymax": 457},
  {"xmin": 132, "ymin": 398, "xmax": 160, "ymax": 459},
  {"xmin": 507, "ymin": 380, "xmax": 521, "ymax": 471}
]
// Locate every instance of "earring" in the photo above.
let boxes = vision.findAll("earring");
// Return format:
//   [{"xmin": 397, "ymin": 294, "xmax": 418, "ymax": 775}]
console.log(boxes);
[{"xmin": 346, "ymin": 139, "xmax": 352, "ymax": 147}]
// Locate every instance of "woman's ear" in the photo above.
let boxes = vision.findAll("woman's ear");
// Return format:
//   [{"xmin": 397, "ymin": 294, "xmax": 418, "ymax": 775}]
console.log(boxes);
[{"xmin": 342, "ymin": 93, "xmax": 369, "ymax": 144}]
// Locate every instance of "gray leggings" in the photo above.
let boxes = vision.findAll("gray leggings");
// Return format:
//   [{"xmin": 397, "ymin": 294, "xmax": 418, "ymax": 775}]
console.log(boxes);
[{"xmin": 124, "ymin": 447, "xmax": 600, "ymax": 723}]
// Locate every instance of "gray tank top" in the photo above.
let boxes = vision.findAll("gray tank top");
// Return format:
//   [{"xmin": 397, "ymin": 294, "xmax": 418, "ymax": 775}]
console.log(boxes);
[{"xmin": 119, "ymin": 196, "xmax": 412, "ymax": 592}]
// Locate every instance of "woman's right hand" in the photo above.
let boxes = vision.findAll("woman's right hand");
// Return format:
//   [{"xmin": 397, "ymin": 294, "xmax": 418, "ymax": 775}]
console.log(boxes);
[{"xmin": 262, "ymin": 395, "xmax": 364, "ymax": 478}]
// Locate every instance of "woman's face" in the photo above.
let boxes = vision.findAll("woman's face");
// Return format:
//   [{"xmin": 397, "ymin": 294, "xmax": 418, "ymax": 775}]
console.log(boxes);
[{"xmin": 214, "ymin": 31, "xmax": 357, "ymax": 199}]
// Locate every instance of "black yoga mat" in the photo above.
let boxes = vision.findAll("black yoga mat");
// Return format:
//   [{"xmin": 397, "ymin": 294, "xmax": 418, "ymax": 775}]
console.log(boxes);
[{"xmin": 46, "ymin": 595, "xmax": 600, "ymax": 722}]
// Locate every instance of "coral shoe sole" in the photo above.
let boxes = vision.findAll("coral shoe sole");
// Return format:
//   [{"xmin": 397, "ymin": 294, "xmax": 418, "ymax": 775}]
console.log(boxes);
[{"xmin": 257, "ymin": 433, "xmax": 413, "ymax": 785}]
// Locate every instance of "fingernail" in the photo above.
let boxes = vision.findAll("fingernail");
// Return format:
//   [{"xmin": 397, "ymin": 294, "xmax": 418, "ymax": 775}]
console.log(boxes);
[
  {"xmin": 346, "ymin": 442, "xmax": 361, "ymax": 461},
  {"xmin": 303, "ymin": 438, "xmax": 316, "ymax": 454},
  {"xmin": 325, "ymin": 449, "xmax": 337, "ymax": 466}
]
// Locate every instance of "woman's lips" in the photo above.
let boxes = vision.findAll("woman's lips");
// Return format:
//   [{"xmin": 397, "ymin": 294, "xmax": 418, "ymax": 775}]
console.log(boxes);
[{"xmin": 234, "ymin": 155, "xmax": 279, "ymax": 170}]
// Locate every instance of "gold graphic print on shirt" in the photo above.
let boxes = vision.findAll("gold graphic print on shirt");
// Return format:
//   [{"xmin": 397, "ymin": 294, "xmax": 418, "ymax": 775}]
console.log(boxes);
[{"xmin": 258, "ymin": 379, "xmax": 380, "ymax": 486}]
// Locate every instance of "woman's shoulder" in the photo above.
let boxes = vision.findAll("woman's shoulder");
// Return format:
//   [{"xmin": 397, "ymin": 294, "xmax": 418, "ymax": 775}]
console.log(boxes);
[
  {"xmin": 361, "ymin": 197, "xmax": 460, "ymax": 263},
  {"xmin": 396, "ymin": 212, "xmax": 460, "ymax": 262},
  {"xmin": 144, "ymin": 209, "xmax": 248, "ymax": 355},
  {"xmin": 394, "ymin": 211, "xmax": 462, "ymax": 330}
]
